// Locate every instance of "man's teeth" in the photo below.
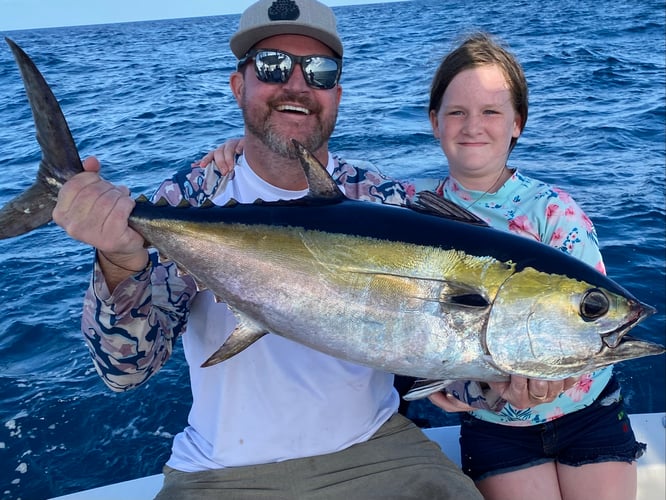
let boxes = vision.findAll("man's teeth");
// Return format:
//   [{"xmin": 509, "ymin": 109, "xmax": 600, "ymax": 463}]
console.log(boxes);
[{"xmin": 276, "ymin": 105, "xmax": 310, "ymax": 115}]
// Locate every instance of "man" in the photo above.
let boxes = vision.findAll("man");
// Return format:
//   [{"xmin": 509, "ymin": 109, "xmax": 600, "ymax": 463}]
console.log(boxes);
[{"xmin": 52, "ymin": 0, "xmax": 483, "ymax": 498}]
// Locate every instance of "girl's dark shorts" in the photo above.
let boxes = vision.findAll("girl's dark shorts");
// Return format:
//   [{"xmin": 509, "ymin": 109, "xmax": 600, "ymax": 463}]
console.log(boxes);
[{"xmin": 459, "ymin": 374, "xmax": 646, "ymax": 481}]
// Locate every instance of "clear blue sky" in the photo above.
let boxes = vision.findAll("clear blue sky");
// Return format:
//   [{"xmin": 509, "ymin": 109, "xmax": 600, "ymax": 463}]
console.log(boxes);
[{"xmin": 0, "ymin": 0, "xmax": 401, "ymax": 32}]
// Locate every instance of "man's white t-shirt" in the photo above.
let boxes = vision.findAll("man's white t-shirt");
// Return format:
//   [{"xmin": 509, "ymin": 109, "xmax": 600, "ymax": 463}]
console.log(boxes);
[{"xmin": 167, "ymin": 153, "xmax": 399, "ymax": 471}]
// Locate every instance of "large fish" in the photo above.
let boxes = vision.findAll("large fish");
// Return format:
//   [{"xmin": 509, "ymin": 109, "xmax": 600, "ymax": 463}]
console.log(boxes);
[{"xmin": 1, "ymin": 38, "xmax": 663, "ymax": 399}]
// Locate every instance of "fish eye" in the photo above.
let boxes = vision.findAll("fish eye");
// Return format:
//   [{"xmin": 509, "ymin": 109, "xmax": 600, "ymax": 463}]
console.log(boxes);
[{"xmin": 580, "ymin": 288, "xmax": 610, "ymax": 320}]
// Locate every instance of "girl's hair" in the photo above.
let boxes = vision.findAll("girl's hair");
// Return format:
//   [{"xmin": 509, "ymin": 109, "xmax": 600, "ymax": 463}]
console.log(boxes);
[{"xmin": 429, "ymin": 32, "xmax": 528, "ymax": 152}]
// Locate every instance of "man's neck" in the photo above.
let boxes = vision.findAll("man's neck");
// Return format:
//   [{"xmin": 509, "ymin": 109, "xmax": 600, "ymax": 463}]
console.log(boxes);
[{"xmin": 243, "ymin": 138, "xmax": 329, "ymax": 191}]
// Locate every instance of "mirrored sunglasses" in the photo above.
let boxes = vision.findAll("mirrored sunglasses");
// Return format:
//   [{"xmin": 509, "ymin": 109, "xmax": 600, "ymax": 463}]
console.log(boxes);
[{"xmin": 237, "ymin": 49, "xmax": 342, "ymax": 90}]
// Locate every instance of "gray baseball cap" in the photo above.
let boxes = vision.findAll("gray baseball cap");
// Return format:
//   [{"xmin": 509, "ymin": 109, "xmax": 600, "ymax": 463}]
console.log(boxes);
[{"xmin": 230, "ymin": 0, "xmax": 343, "ymax": 59}]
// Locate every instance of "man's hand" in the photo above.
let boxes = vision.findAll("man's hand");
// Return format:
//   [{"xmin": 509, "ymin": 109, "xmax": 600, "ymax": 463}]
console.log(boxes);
[{"xmin": 52, "ymin": 156, "xmax": 148, "ymax": 289}]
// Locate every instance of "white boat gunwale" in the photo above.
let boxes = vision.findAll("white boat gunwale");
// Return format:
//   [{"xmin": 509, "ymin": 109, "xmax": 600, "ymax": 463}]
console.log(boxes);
[{"xmin": 49, "ymin": 412, "xmax": 666, "ymax": 500}]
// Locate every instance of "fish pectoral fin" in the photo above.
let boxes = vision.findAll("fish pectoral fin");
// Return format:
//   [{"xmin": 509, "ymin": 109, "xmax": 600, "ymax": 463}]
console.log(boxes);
[
  {"xmin": 201, "ymin": 319, "xmax": 268, "ymax": 367},
  {"xmin": 301, "ymin": 233, "xmax": 491, "ymax": 309},
  {"xmin": 402, "ymin": 379, "xmax": 454, "ymax": 401},
  {"xmin": 370, "ymin": 274, "xmax": 491, "ymax": 310}
]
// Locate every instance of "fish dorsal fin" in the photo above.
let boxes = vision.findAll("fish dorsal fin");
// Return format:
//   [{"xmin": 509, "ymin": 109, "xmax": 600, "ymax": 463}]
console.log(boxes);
[
  {"xmin": 292, "ymin": 139, "xmax": 345, "ymax": 202},
  {"xmin": 411, "ymin": 191, "xmax": 488, "ymax": 226},
  {"xmin": 201, "ymin": 313, "xmax": 269, "ymax": 367}
]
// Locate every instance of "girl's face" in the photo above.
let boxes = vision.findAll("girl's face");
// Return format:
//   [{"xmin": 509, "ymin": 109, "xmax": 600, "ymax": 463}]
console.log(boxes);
[{"xmin": 429, "ymin": 64, "xmax": 522, "ymax": 187}]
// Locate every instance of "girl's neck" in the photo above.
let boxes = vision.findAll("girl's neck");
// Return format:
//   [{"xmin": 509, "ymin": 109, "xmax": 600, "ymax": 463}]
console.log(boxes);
[{"xmin": 451, "ymin": 166, "xmax": 513, "ymax": 193}]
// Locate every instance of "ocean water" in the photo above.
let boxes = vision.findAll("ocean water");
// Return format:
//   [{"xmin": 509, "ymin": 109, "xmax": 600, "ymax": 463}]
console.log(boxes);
[{"xmin": 0, "ymin": 0, "xmax": 664, "ymax": 498}]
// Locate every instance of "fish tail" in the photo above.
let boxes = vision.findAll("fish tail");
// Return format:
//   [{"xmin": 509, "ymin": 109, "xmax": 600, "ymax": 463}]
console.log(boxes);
[{"xmin": 0, "ymin": 38, "xmax": 83, "ymax": 239}]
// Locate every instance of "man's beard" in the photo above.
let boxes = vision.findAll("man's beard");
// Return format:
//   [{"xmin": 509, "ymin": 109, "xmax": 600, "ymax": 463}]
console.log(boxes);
[{"xmin": 242, "ymin": 96, "xmax": 337, "ymax": 159}]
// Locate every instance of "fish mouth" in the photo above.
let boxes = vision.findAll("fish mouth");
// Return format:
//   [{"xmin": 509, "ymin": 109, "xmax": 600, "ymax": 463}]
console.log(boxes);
[
  {"xmin": 595, "ymin": 301, "xmax": 663, "ymax": 366},
  {"xmin": 598, "ymin": 334, "xmax": 665, "ymax": 361},
  {"xmin": 601, "ymin": 300, "xmax": 656, "ymax": 349}
]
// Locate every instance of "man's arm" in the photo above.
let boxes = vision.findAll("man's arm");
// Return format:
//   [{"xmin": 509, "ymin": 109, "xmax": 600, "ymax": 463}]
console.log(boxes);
[{"xmin": 82, "ymin": 249, "xmax": 195, "ymax": 391}]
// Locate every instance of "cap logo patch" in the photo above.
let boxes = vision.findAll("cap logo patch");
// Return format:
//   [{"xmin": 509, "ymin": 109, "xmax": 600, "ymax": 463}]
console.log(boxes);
[{"xmin": 268, "ymin": 0, "xmax": 300, "ymax": 21}]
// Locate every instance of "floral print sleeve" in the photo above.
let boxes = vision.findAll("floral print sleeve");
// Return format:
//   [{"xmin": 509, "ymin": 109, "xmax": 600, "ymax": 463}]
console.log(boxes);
[{"xmin": 81, "ymin": 157, "xmax": 409, "ymax": 391}]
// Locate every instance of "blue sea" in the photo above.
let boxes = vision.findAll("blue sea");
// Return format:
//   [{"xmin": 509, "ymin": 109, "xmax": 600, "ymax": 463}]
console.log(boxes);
[{"xmin": 0, "ymin": 0, "xmax": 664, "ymax": 498}]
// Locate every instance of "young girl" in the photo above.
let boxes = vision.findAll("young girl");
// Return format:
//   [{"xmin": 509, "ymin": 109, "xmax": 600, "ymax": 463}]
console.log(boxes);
[{"xmin": 413, "ymin": 33, "xmax": 645, "ymax": 500}]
